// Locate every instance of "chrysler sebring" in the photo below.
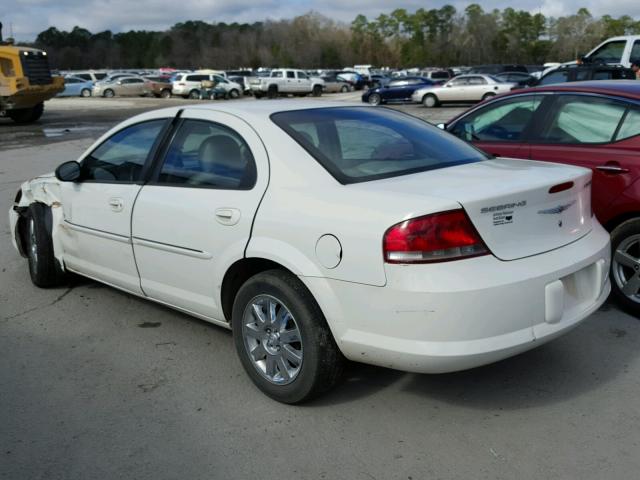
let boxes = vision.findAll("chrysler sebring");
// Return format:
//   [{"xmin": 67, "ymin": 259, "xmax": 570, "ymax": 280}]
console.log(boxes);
[{"xmin": 9, "ymin": 102, "xmax": 610, "ymax": 403}]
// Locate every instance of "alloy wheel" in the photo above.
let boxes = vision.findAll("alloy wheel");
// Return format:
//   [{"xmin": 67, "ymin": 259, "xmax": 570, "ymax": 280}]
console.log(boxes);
[
  {"xmin": 242, "ymin": 294, "xmax": 303, "ymax": 385},
  {"xmin": 612, "ymin": 234, "xmax": 640, "ymax": 303}
]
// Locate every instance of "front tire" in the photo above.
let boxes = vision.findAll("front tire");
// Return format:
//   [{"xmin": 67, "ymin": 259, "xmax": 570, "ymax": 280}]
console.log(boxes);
[
  {"xmin": 312, "ymin": 85, "xmax": 322, "ymax": 97},
  {"xmin": 160, "ymin": 89, "xmax": 171, "ymax": 99},
  {"xmin": 7, "ymin": 103, "xmax": 44, "ymax": 124},
  {"xmin": 232, "ymin": 270, "xmax": 344, "ymax": 403},
  {"xmin": 610, "ymin": 219, "xmax": 640, "ymax": 317},
  {"xmin": 229, "ymin": 89, "xmax": 240, "ymax": 99},
  {"xmin": 368, "ymin": 93, "xmax": 382, "ymax": 106},
  {"xmin": 103, "ymin": 89, "xmax": 115, "ymax": 98},
  {"xmin": 267, "ymin": 85, "xmax": 278, "ymax": 99},
  {"xmin": 80, "ymin": 88, "xmax": 91, "ymax": 97},
  {"xmin": 340, "ymin": 85, "xmax": 349, "ymax": 93},
  {"xmin": 25, "ymin": 203, "xmax": 66, "ymax": 288},
  {"xmin": 422, "ymin": 93, "xmax": 438, "ymax": 108}
]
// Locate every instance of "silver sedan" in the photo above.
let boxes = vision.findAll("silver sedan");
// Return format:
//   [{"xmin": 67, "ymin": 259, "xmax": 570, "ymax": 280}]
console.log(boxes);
[{"xmin": 412, "ymin": 74, "xmax": 516, "ymax": 107}]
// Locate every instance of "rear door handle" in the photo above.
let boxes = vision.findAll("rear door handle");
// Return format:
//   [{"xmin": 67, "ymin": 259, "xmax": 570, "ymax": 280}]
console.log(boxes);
[
  {"xmin": 596, "ymin": 164, "xmax": 629, "ymax": 174},
  {"xmin": 108, "ymin": 197, "xmax": 124, "ymax": 212},
  {"xmin": 215, "ymin": 208, "xmax": 241, "ymax": 226}
]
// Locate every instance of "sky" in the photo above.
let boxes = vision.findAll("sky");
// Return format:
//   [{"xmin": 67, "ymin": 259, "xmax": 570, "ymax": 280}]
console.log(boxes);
[{"xmin": 5, "ymin": 0, "xmax": 640, "ymax": 41}]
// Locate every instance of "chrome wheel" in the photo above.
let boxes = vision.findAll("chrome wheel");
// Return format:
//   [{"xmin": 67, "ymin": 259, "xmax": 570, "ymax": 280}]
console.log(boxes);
[
  {"xmin": 242, "ymin": 295, "xmax": 303, "ymax": 385},
  {"xmin": 29, "ymin": 218, "xmax": 38, "ymax": 265},
  {"xmin": 613, "ymin": 234, "xmax": 640, "ymax": 303}
]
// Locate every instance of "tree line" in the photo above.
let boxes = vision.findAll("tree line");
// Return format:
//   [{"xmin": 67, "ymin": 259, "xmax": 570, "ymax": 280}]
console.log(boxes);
[{"xmin": 31, "ymin": 6, "xmax": 640, "ymax": 70}]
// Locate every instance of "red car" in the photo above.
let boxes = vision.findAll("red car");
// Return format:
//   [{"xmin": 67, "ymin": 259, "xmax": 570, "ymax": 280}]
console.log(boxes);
[{"xmin": 444, "ymin": 81, "xmax": 640, "ymax": 315}]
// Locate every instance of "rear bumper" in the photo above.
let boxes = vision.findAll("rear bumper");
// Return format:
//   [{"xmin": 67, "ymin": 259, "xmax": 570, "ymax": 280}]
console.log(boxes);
[{"xmin": 302, "ymin": 223, "xmax": 610, "ymax": 373}]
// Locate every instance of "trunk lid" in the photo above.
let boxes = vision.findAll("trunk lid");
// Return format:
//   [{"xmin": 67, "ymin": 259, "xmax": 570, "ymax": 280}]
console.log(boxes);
[{"xmin": 362, "ymin": 158, "xmax": 593, "ymax": 261}]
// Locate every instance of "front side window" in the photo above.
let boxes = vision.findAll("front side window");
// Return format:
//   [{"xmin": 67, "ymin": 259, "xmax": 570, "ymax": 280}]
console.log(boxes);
[
  {"xmin": 537, "ymin": 95, "xmax": 627, "ymax": 144},
  {"xmin": 539, "ymin": 70, "xmax": 569, "ymax": 86},
  {"xmin": 631, "ymin": 41, "xmax": 640, "ymax": 63},
  {"xmin": 589, "ymin": 40, "xmax": 626, "ymax": 63},
  {"xmin": 81, "ymin": 120, "xmax": 166, "ymax": 182},
  {"xmin": 157, "ymin": 119, "xmax": 256, "ymax": 189},
  {"xmin": 449, "ymin": 77, "xmax": 468, "ymax": 86},
  {"xmin": 286, "ymin": 71, "xmax": 295, "ymax": 79},
  {"xmin": 451, "ymin": 96, "xmax": 543, "ymax": 142},
  {"xmin": 76, "ymin": 74, "xmax": 91, "ymax": 81},
  {"xmin": 297, "ymin": 71, "xmax": 309, "ymax": 79},
  {"xmin": 272, "ymin": 107, "xmax": 488, "ymax": 184}
]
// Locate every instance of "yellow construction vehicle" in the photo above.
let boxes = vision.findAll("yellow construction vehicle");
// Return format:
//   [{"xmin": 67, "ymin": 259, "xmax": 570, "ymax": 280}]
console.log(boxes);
[{"xmin": 0, "ymin": 22, "xmax": 64, "ymax": 123}]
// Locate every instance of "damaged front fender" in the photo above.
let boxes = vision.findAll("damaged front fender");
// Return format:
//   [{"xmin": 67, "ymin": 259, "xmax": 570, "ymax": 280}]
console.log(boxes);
[{"xmin": 9, "ymin": 173, "xmax": 66, "ymax": 267}]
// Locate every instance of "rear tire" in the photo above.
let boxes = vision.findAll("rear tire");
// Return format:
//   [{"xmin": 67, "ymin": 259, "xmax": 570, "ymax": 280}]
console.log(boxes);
[
  {"xmin": 610, "ymin": 218, "xmax": 640, "ymax": 317},
  {"xmin": 188, "ymin": 89, "xmax": 200, "ymax": 99},
  {"xmin": 232, "ymin": 270, "xmax": 344, "ymax": 403},
  {"xmin": 482, "ymin": 92, "xmax": 496, "ymax": 101},
  {"xmin": 25, "ymin": 203, "xmax": 67, "ymax": 288},
  {"xmin": 422, "ymin": 94, "xmax": 438, "ymax": 108},
  {"xmin": 340, "ymin": 85, "xmax": 349, "ymax": 93}
]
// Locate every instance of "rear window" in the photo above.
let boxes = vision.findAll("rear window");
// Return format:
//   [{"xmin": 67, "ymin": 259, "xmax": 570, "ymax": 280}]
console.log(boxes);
[{"xmin": 271, "ymin": 107, "xmax": 487, "ymax": 184}]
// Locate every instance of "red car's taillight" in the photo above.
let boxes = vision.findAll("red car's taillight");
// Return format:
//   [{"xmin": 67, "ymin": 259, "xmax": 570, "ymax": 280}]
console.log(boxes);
[{"xmin": 383, "ymin": 209, "xmax": 489, "ymax": 264}]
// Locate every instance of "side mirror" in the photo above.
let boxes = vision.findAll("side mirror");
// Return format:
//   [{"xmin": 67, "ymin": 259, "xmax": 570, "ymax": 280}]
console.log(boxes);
[
  {"xmin": 55, "ymin": 161, "xmax": 82, "ymax": 182},
  {"xmin": 436, "ymin": 123, "xmax": 446, "ymax": 130}
]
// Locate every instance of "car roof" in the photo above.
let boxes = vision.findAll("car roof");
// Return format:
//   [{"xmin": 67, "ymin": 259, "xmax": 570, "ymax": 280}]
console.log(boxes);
[{"xmin": 508, "ymin": 80, "xmax": 640, "ymax": 99}]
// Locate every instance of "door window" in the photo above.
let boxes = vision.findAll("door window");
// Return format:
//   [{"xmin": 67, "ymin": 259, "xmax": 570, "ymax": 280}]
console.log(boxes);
[
  {"xmin": 588, "ymin": 40, "xmax": 626, "ymax": 63},
  {"xmin": 81, "ymin": 120, "xmax": 166, "ymax": 182},
  {"xmin": 616, "ymin": 108, "xmax": 640, "ymax": 141},
  {"xmin": 537, "ymin": 95, "xmax": 627, "ymax": 144},
  {"xmin": 287, "ymin": 71, "xmax": 295, "ymax": 79},
  {"xmin": 539, "ymin": 70, "xmax": 569, "ymax": 85},
  {"xmin": 272, "ymin": 71, "xmax": 283, "ymax": 78},
  {"xmin": 297, "ymin": 71, "xmax": 309, "ymax": 79},
  {"xmin": 157, "ymin": 119, "xmax": 256, "ymax": 189},
  {"xmin": 632, "ymin": 41, "xmax": 640, "ymax": 63},
  {"xmin": 449, "ymin": 77, "xmax": 468, "ymax": 86},
  {"xmin": 451, "ymin": 96, "xmax": 543, "ymax": 142},
  {"xmin": 467, "ymin": 76, "xmax": 488, "ymax": 85}
]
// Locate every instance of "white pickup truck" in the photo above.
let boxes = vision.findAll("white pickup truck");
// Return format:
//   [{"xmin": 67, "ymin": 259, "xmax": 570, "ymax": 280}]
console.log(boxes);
[
  {"xmin": 250, "ymin": 69, "xmax": 324, "ymax": 98},
  {"xmin": 581, "ymin": 35, "xmax": 640, "ymax": 67}
]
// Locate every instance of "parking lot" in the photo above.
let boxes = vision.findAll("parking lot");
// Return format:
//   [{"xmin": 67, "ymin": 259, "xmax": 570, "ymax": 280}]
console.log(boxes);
[{"xmin": 2, "ymin": 94, "xmax": 640, "ymax": 480}]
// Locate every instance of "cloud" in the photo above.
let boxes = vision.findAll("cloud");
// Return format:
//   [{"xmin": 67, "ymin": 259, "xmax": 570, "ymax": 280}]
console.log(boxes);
[{"xmin": 6, "ymin": 0, "xmax": 640, "ymax": 41}]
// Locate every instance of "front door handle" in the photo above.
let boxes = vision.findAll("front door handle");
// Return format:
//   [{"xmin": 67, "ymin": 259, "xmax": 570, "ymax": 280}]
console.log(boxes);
[
  {"xmin": 596, "ymin": 163, "xmax": 629, "ymax": 174},
  {"xmin": 215, "ymin": 208, "xmax": 241, "ymax": 226},
  {"xmin": 108, "ymin": 197, "xmax": 124, "ymax": 212}
]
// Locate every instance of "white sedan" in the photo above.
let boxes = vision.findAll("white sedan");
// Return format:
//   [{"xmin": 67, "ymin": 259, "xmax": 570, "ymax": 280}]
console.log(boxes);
[
  {"xmin": 412, "ymin": 74, "xmax": 517, "ymax": 107},
  {"xmin": 9, "ymin": 101, "xmax": 610, "ymax": 403}
]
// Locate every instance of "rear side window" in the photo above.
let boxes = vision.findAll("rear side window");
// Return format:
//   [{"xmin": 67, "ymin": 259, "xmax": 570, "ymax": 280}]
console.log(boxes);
[
  {"xmin": 616, "ymin": 109, "xmax": 640, "ymax": 141},
  {"xmin": 82, "ymin": 120, "xmax": 166, "ymax": 182},
  {"xmin": 538, "ymin": 95, "xmax": 627, "ymax": 144},
  {"xmin": 271, "ymin": 107, "xmax": 487, "ymax": 184},
  {"xmin": 156, "ymin": 119, "xmax": 256, "ymax": 189},
  {"xmin": 287, "ymin": 71, "xmax": 295, "ymax": 79},
  {"xmin": 467, "ymin": 76, "xmax": 487, "ymax": 85},
  {"xmin": 76, "ymin": 74, "xmax": 91, "ymax": 81}
]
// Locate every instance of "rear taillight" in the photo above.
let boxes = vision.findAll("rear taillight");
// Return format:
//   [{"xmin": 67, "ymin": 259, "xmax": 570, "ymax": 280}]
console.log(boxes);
[{"xmin": 383, "ymin": 209, "xmax": 489, "ymax": 264}]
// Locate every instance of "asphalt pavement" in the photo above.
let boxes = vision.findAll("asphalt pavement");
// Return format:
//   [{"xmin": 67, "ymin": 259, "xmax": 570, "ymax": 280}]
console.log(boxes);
[{"xmin": 1, "ymin": 94, "xmax": 639, "ymax": 480}]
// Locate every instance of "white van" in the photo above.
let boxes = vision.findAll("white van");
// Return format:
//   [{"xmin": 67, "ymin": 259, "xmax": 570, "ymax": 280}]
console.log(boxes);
[{"xmin": 171, "ymin": 73, "xmax": 242, "ymax": 99}]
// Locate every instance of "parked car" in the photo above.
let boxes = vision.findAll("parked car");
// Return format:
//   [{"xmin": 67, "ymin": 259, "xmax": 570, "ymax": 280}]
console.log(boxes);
[
  {"xmin": 338, "ymin": 70, "xmax": 367, "ymax": 90},
  {"xmin": 143, "ymin": 76, "xmax": 173, "ymax": 98},
  {"xmin": 57, "ymin": 76, "xmax": 93, "ymax": 97},
  {"xmin": 227, "ymin": 75, "xmax": 252, "ymax": 95},
  {"xmin": 421, "ymin": 69, "xmax": 452, "ymax": 82},
  {"xmin": 9, "ymin": 101, "xmax": 609, "ymax": 402},
  {"xmin": 442, "ymin": 80, "xmax": 640, "ymax": 314},
  {"xmin": 495, "ymin": 71, "xmax": 536, "ymax": 87},
  {"xmin": 412, "ymin": 74, "xmax": 516, "ymax": 107},
  {"xmin": 66, "ymin": 70, "xmax": 108, "ymax": 83},
  {"xmin": 536, "ymin": 65, "xmax": 636, "ymax": 86},
  {"xmin": 171, "ymin": 73, "xmax": 242, "ymax": 99},
  {"xmin": 468, "ymin": 64, "xmax": 528, "ymax": 75},
  {"xmin": 362, "ymin": 76, "xmax": 436, "ymax": 105},
  {"xmin": 249, "ymin": 69, "xmax": 324, "ymax": 98},
  {"xmin": 321, "ymin": 75, "xmax": 352, "ymax": 93},
  {"xmin": 92, "ymin": 76, "xmax": 150, "ymax": 98}
]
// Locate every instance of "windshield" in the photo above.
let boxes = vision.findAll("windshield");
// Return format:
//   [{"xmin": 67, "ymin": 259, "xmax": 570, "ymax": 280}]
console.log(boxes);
[{"xmin": 271, "ymin": 107, "xmax": 488, "ymax": 184}]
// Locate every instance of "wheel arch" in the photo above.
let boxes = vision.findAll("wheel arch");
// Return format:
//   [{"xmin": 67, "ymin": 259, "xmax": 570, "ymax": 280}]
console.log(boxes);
[{"xmin": 604, "ymin": 211, "xmax": 640, "ymax": 233}]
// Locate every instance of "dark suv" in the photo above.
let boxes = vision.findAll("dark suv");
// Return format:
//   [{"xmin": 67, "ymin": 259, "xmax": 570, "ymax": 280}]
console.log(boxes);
[{"xmin": 537, "ymin": 65, "xmax": 635, "ymax": 86}]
